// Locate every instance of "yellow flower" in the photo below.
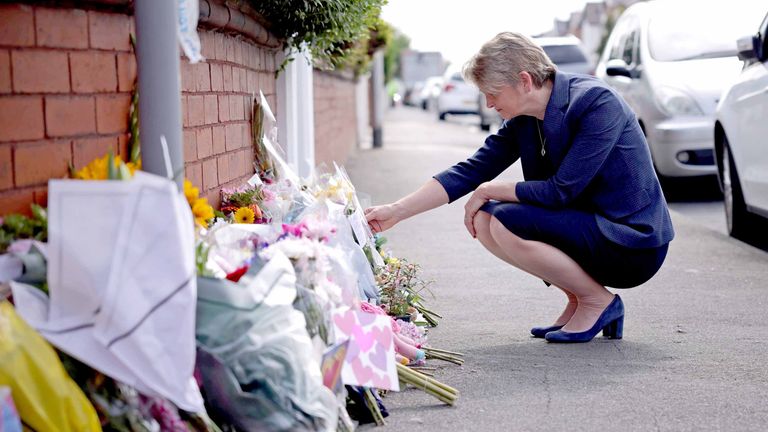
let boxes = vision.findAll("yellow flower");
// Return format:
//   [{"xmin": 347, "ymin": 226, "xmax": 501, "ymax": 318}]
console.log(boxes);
[
  {"xmin": 234, "ymin": 207, "xmax": 255, "ymax": 224},
  {"xmin": 183, "ymin": 180, "xmax": 199, "ymax": 205},
  {"xmin": 192, "ymin": 197, "xmax": 214, "ymax": 228},
  {"xmin": 72, "ymin": 154, "xmax": 140, "ymax": 180}
]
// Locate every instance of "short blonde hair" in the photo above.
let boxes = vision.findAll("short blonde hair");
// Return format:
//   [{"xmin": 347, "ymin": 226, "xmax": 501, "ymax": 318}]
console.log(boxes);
[{"xmin": 463, "ymin": 32, "xmax": 556, "ymax": 94}]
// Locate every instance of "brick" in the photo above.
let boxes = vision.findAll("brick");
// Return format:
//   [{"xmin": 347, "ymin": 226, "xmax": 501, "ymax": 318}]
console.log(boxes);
[
  {"xmin": 0, "ymin": 5, "xmax": 34, "ymax": 47},
  {"xmin": 210, "ymin": 63, "xmax": 223, "ymax": 91},
  {"xmin": 246, "ymin": 70, "xmax": 256, "ymax": 94},
  {"xmin": 36, "ymin": 7, "xmax": 88, "ymax": 49},
  {"xmin": 217, "ymin": 95, "xmax": 229, "ymax": 122},
  {"xmin": 70, "ymin": 52, "xmax": 117, "ymax": 93},
  {"xmin": 45, "ymin": 96, "xmax": 95, "ymax": 137},
  {"xmin": 181, "ymin": 96, "xmax": 189, "ymax": 127},
  {"xmin": 232, "ymin": 67, "xmax": 241, "ymax": 92},
  {"xmin": 72, "ymin": 136, "xmax": 117, "ymax": 169},
  {"xmin": 183, "ymin": 129, "xmax": 196, "ymax": 163},
  {"xmin": 242, "ymin": 122, "xmax": 251, "ymax": 147},
  {"xmin": 195, "ymin": 63, "xmax": 211, "ymax": 92},
  {"xmin": 196, "ymin": 127, "xmax": 212, "ymax": 159},
  {"xmin": 225, "ymin": 123, "xmax": 241, "ymax": 151},
  {"xmin": 214, "ymin": 33, "xmax": 226, "ymax": 60},
  {"xmin": 14, "ymin": 140, "xmax": 71, "ymax": 186},
  {"xmin": 180, "ymin": 61, "xmax": 195, "ymax": 92},
  {"xmin": 0, "ymin": 145, "xmax": 11, "ymax": 190},
  {"xmin": 225, "ymin": 38, "xmax": 235, "ymax": 62},
  {"xmin": 229, "ymin": 95, "xmax": 242, "ymax": 121},
  {"xmin": 212, "ymin": 125, "xmax": 225, "ymax": 155},
  {"xmin": 0, "ymin": 50, "xmax": 10, "ymax": 93},
  {"xmin": 187, "ymin": 95, "xmax": 205, "ymax": 127},
  {"xmin": 202, "ymin": 158, "xmax": 217, "ymax": 190},
  {"xmin": 239, "ymin": 68, "xmax": 247, "ymax": 92},
  {"xmin": 118, "ymin": 134, "xmax": 131, "ymax": 159},
  {"xmin": 234, "ymin": 41, "xmax": 243, "ymax": 65},
  {"xmin": 222, "ymin": 65, "xmax": 233, "ymax": 91},
  {"xmin": 217, "ymin": 154, "xmax": 229, "ymax": 184},
  {"xmin": 0, "ymin": 189, "xmax": 34, "ymax": 216},
  {"xmin": 117, "ymin": 53, "xmax": 137, "ymax": 92},
  {"xmin": 12, "ymin": 50, "xmax": 70, "ymax": 93},
  {"xmin": 200, "ymin": 31, "xmax": 215, "ymax": 59},
  {"xmin": 205, "ymin": 188, "xmax": 220, "ymax": 210},
  {"xmin": 89, "ymin": 11, "xmax": 130, "ymax": 51},
  {"xmin": 33, "ymin": 187, "xmax": 47, "ymax": 207},
  {"xmin": 0, "ymin": 96, "xmax": 44, "ymax": 141},
  {"xmin": 203, "ymin": 95, "xmax": 217, "ymax": 125},
  {"xmin": 96, "ymin": 94, "xmax": 130, "ymax": 134},
  {"xmin": 185, "ymin": 162, "xmax": 202, "ymax": 190}
]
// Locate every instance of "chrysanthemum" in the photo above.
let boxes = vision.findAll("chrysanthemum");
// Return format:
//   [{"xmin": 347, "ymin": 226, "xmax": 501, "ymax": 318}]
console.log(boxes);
[
  {"xmin": 192, "ymin": 197, "xmax": 214, "ymax": 228},
  {"xmin": 234, "ymin": 207, "xmax": 255, "ymax": 224},
  {"xmin": 184, "ymin": 180, "xmax": 199, "ymax": 205}
]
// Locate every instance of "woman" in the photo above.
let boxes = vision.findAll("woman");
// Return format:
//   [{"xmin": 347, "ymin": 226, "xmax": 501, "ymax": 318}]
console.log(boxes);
[{"xmin": 365, "ymin": 32, "xmax": 674, "ymax": 343}]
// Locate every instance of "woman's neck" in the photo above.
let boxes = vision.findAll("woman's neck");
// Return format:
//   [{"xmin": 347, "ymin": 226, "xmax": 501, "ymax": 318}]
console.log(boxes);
[{"xmin": 530, "ymin": 79, "xmax": 553, "ymax": 120}]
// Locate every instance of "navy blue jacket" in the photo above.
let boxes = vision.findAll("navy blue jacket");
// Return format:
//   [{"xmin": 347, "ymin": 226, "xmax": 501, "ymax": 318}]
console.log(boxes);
[{"xmin": 434, "ymin": 72, "xmax": 674, "ymax": 249}]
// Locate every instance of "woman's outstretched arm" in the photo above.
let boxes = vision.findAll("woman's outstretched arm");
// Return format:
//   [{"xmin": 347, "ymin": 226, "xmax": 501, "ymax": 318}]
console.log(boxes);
[{"xmin": 364, "ymin": 178, "xmax": 449, "ymax": 233}]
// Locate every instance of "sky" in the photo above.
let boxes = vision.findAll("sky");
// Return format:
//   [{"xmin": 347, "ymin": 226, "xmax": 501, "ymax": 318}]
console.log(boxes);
[{"xmin": 381, "ymin": 0, "xmax": 592, "ymax": 68}]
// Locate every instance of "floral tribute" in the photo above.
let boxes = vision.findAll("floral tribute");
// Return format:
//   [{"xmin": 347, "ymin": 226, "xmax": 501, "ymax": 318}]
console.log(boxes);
[{"xmin": 0, "ymin": 92, "xmax": 462, "ymax": 431}]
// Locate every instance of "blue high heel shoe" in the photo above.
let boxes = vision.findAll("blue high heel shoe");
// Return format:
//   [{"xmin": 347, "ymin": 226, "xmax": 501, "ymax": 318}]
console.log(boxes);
[
  {"xmin": 545, "ymin": 295, "xmax": 624, "ymax": 343},
  {"xmin": 530, "ymin": 325, "xmax": 564, "ymax": 338}
]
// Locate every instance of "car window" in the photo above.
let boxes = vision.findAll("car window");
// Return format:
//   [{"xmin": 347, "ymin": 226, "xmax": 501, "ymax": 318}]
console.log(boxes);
[
  {"xmin": 621, "ymin": 30, "xmax": 638, "ymax": 65},
  {"xmin": 648, "ymin": 4, "xmax": 765, "ymax": 62},
  {"xmin": 542, "ymin": 45, "xmax": 588, "ymax": 65},
  {"xmin": 450, "ymin": 73, "xmax": 464, "ymax": 82}
]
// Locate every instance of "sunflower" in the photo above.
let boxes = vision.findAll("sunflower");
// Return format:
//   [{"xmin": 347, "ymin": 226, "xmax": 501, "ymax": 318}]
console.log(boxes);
[
  {"xmin": 192, "ymin": 197, "xmax": 214, "ymax": 228},
  {"xmin": 234, "ymin": 207, "xmax": 255, "ymax": 224},
  {"xmin": 183, "ymin": 179, "xmax": 199, "ymax": 205}
]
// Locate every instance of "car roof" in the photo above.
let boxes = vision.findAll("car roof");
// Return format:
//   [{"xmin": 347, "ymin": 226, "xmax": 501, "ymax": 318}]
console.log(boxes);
[{"xmin": 532, "ymin": 35, "xmax": 583, "ymax": 47}]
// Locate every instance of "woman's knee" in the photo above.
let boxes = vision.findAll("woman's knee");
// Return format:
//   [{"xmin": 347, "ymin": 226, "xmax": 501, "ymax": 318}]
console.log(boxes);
[
  {"xmin": 489, "ymin": 216, "xmax": 529, "ymax": 249},
  {"xmin": 473, "ymin": 211, "xmax": 493, "ymax": 238}
]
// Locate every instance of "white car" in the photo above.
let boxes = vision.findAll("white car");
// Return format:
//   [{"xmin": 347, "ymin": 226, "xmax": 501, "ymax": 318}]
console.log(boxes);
[
  {"xmin": 714, "ymin": 11, "xmax": 768, "ymax": 239},
  {"xmin": 596, "ymin": 0, "xmax": 764, "ymax": 180},
  {"xmin": 436, "ymin": 70, "xmax": 479, "ymax": 120}
]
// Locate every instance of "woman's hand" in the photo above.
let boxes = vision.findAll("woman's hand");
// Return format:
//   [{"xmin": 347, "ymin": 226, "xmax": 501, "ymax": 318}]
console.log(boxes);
[
  {"xmin": 464, "ymin": 181, "xmax": 519, "ymax": 238},
  {"xmin": 365, "ymin": 204, "xmax": 402, "ymax": 234},
  {"xmin": 464, "ymin": 183, "xmax": 491, "ymax": 238}
]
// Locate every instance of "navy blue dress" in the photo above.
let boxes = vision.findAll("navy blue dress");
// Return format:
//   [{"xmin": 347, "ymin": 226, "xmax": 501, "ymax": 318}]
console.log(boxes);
[{"xmin": 434, "ymin": 72, "xmax": 674, "ymax": 288}]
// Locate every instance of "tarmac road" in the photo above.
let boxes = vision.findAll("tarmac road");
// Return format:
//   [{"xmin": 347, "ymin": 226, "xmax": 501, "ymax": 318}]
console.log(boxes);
[{"xmin": 348, "ymin": 106, "xmax": 768, "ymax": 432}]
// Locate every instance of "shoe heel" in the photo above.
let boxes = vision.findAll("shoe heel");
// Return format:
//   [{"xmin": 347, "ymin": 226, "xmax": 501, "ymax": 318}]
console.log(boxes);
[{"xmin": 602, "ymin": 315, "xmax": 624, "ymax": 339}]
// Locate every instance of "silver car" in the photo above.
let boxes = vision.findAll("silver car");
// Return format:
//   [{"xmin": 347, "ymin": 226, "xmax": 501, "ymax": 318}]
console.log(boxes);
[{"xmin": 596, "ymin": 0, "xmax": 764, "ymax": 179}]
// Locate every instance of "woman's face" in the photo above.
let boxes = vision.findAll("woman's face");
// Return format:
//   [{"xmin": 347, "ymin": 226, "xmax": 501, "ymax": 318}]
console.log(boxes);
[{"xmin": 483, "ymin": 83, "xmax": 526, "ymax": 120}]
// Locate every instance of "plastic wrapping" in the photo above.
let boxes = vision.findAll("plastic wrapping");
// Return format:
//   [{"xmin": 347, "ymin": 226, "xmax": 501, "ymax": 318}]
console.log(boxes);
[
  {"xmin": 195, "ymin": 254, "xmax": 337, "ymax": 432},
  {"xmin": 0, "ymin": 302, "xmax": 101, "ymax": 431}
]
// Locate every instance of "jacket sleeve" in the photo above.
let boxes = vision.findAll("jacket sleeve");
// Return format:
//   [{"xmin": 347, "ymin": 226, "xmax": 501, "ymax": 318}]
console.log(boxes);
[
  {"xmin": 515, "ymin": 88, "xmax": 626, "ymax": 208},
  {"xmin": 433, "ymin": 121, "xmax": 520, "ymax": 203}
]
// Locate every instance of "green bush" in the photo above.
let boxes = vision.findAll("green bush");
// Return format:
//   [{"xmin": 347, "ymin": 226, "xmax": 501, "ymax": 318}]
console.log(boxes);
[{"xmin": 250, "ymin": 0, "xmax": 387, "ymax": 72}]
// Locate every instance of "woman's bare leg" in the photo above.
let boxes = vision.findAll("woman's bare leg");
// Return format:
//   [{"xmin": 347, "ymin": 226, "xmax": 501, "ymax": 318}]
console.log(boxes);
[
  {"xmin": 482, "ymin": 215, "xmax": 614, "ymax": 333},
  {"xmin": 473, "ymin": 211, "xmax": 580, "ymax": 327}
]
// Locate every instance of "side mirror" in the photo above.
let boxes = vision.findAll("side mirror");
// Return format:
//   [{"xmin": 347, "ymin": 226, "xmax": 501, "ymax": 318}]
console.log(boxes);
[
  {"xmin": 605, "ymin": 59, "xmax": 633, "ymax": 78},
  {"xmin": 736, "ymin": 35, "xmax": 759, "ymax": 61}
]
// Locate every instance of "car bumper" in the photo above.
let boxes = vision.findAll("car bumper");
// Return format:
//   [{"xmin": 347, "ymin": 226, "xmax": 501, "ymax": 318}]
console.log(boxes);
[{"xmin": 647, "ymin": 118, "xmax": 717, "ymax": 178}]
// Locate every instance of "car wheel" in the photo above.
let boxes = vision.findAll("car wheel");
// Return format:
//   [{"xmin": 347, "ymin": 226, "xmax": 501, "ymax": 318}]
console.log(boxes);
[
  {"xmin": 722, "ymin": 137, "xmax": 752, "ymax": 239},
  {"xmin": 480, "ymin": 122, "xmax": 491, "ymax": 131},
  {"xmin": 438, "ymin": 112, "xmax": 447, "ymax": 121}
]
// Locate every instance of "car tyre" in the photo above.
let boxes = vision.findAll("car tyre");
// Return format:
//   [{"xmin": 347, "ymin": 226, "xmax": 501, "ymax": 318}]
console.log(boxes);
[
  {"xmin": 480, "ymin": 122, "xmax": 491, "ymax": 132},
  {"xmin": 438, "ymin": 112, "xmax": 447, "ymax": 121},
  {"xmin": 722, "ymin": 137, "xmax": 753, "ymax": 240}
]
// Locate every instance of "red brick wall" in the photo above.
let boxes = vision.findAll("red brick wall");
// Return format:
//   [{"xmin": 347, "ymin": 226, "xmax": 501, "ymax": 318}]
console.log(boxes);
[
  {"xmin": 182, "ymin": 31, "xmax": 279, "ymax": 209},
  {"xmin": 0, "ymin": 3, "xmax": 279, "ymax": 216},
  {"xmin": 313, "ymin": 69, "xmax": 358, "ymax": 167}
]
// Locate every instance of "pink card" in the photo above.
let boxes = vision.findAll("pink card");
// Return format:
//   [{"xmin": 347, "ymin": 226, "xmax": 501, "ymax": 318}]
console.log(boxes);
[{"xmin": 331, "ymin": 308, "xmax": 399, "ymax": 391}]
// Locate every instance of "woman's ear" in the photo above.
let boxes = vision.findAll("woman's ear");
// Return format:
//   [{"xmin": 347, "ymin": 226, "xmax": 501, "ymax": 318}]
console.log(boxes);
[{"xmin": 518, "ymin": 71, "xmax": 533, "ymax": 92}]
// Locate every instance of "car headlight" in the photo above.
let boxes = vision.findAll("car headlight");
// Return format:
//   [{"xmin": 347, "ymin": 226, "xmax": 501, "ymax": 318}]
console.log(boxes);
[{"xmin": 655, "ymin": 86, "xmax": 704, "ymax": 116}]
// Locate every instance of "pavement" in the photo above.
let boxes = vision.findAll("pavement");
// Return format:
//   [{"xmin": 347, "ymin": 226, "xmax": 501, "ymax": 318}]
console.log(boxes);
[{"xmin": 346, "ymin": 106, "xmax": 768, "ymax": 432}]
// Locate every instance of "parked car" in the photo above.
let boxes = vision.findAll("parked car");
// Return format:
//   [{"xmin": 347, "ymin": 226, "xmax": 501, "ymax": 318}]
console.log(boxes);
[
  {"xmin": 479, "ymin": 36, "xmax": 594, "ymax": 131},
  {"xmin": 417, "ymin": 76, "xmax": 443, "ymax": 111},
  {"xmin": 536, "ymin": 36, "xmax": 594, "ymax": 75},
  {"xmin": 436, "ymin": 70, "xmax": 479, "ymax": 120},
  {"xmin": 714, "ymin": 11, "xmax": 768, "ymax": 239},
  {"xmin": 595, "ymin": 0, "xmax": 764, "ymax": 180}
]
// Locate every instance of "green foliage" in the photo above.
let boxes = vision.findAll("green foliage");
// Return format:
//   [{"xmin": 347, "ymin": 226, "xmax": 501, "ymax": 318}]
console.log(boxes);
[
  {"xmin": 384, "ymin": 28, "xmax": 410, "ymax": 83},
  {"xmin": 597, "ymin": 6, "xmax": 626, "ymax": 58},
  {"xmin": 225, "ymin": 187, "xmax": 264, "ymax": 208},
  {"xmin": 249, "ymin": 0, "xmax": 387, "ymax": 72},
  {"xmin": 0, "ymin": 204, "xmax": 48, "ymax": 253}
]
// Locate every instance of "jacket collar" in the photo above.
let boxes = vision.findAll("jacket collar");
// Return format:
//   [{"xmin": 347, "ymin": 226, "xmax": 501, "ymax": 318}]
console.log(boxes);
[{"xmin": 549, "ymin": 70, "xmax": 570, "ymax": 112}]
